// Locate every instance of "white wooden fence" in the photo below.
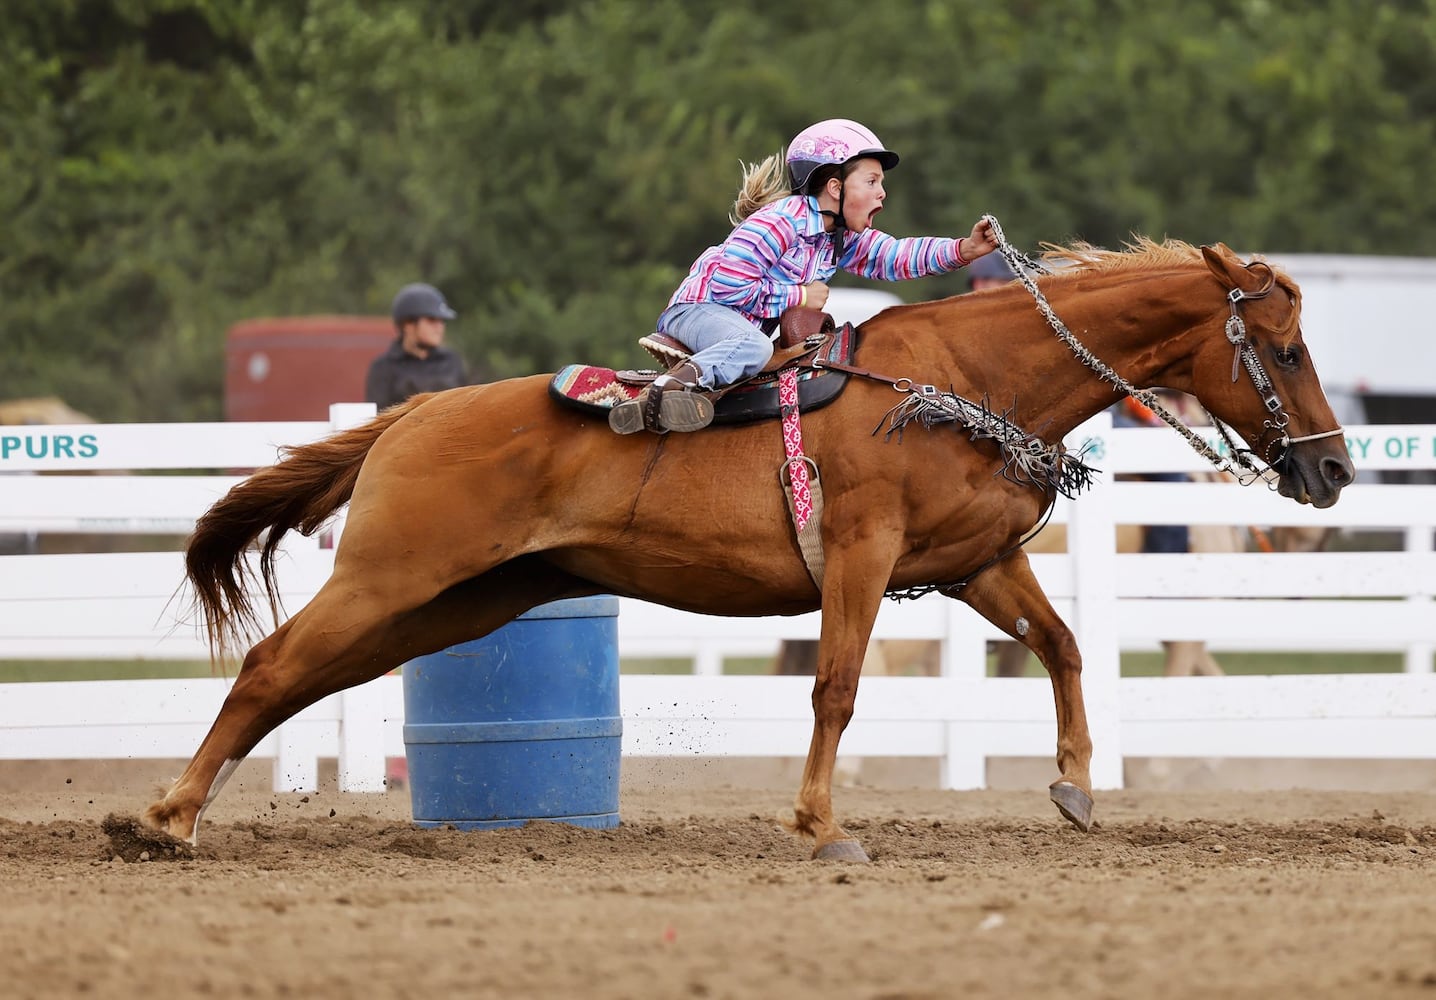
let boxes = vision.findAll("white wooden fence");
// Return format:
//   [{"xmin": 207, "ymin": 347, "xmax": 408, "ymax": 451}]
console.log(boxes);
[{"xmin": 1, "ymin": 406, "xmax": 1433, "ymax": 793}]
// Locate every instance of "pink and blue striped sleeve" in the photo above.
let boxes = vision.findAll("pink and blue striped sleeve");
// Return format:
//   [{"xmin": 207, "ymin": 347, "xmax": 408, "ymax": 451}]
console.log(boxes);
[
  {"xmin": 704, "ymin": 209, "xmax": 806, "ymax": 317},
  {"xmin": 843, "ymin": 230, "xmax": 964, "ymax": 280}
]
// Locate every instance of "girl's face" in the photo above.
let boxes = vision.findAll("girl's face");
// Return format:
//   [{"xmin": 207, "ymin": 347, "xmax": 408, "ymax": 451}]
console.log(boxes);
[{"xmin": 837, "ymin": 158, "xmax": 886, "ymax": 233}]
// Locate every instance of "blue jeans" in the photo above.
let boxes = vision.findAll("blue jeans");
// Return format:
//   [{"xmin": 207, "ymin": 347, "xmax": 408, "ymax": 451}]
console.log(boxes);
[{"xmin": 658, "ymin": 303, "xmax": 774, "ymax": 389}]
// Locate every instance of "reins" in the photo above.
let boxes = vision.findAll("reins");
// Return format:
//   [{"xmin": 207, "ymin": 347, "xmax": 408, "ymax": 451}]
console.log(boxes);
[
  {"xmin": 818, "ymin": 217, "xmax": 1343, "ymax": 493},
  {"xmin": 813, "ymin": 355, "xmax": 1097, "ymax": 500},
  {"xmin": 982, "ymin": 215, "xmax": 1344, "ymax": 487}
]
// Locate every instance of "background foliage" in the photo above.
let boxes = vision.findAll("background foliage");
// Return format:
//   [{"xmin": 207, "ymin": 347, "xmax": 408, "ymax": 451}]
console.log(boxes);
[{"xmin": 2, "ymin": 0, "xmax": 1433, "ymax": 421}]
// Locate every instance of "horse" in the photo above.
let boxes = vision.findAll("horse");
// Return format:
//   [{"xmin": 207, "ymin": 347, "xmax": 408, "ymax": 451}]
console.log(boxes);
[{"xmin": 145, "ymin": 239, "xmax": 1353, "ymax": 861}]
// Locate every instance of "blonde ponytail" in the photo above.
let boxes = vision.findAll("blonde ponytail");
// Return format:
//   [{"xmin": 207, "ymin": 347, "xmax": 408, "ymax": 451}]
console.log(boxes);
[{"xmin": 729, "ymin": 151, "xmax": 792, "ymax": 224}]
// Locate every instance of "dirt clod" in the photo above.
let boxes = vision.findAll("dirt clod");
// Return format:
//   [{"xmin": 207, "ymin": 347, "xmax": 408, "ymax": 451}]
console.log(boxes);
[{"xmin": 100, "ymin": 813, "xmax": 191, "ymax": 863}]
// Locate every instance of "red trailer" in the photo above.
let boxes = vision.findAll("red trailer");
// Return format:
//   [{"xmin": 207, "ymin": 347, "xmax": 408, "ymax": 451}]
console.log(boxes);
[{"xmin": 224, "ymin": 316, "xmax": 393, "ymax": 421}]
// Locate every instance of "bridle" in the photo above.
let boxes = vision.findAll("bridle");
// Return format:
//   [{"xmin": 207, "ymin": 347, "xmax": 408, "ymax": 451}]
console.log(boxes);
[
  {"xmin": 1216, "ymin": 278, "xmax": 1346, "ymax": 476},
  {"xmin": 984, "ymin": 215, "xmax": 1344, "ymax": 488}
]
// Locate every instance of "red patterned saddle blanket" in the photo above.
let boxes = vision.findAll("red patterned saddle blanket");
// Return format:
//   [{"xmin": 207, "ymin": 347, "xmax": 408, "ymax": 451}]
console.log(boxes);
[{"xmin": 547, "ymin": 322, "xmax": 858, "ymax": 427}]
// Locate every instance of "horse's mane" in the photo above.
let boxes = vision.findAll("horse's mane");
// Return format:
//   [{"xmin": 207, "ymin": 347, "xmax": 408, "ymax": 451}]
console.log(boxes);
[
  {"xmin": 1035, "ymin": 236, "xmax": 1301, "ymax": 341},
  {"xmin": 866, "ymin": 236, "xmax": 1300, "ymax": 342},
  {"xmin": 1039, "ymin": 236, "xmax": 1203, "ymax": 274}
]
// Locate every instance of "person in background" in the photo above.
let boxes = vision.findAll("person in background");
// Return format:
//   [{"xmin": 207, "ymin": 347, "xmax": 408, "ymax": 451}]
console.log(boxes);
[
  {"xmin": 1112, "ymin": 392, "xmax": 1190, "ymax": 554},
  {"xmin": 965, "ymin": 249, "xmax": 1017, "ymax": 291},
  {"xmin": 365, "ymin": 282, "xmax": 471, "ymax": 410}
]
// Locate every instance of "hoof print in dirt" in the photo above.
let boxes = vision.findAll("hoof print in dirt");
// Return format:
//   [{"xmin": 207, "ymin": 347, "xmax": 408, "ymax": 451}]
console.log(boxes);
[{"xmin": 101, "ymin": 813, "xmax": 192, "ymax": 863}]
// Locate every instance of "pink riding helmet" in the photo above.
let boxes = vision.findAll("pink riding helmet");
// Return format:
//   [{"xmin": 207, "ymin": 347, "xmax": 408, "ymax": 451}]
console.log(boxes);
[{"xmin": 786, "ymin": 119, "xmax": 900, "ymax": 193}]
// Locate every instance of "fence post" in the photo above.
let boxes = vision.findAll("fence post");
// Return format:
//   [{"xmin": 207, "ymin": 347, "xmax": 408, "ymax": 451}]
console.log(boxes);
[
  {"xmin": 262, "ymin": 405, "xmax": 379, "ymax": 787},
  {"xmin": 270, "ymin": 403, "xmax": 379, "ymax": 792},
  {"xmin": 693, "ymin": 642, "xmax": 724, "ymax": 676},
  {"xmin": 1066, "ymin": 412, "xmax": 1124, "ymax": 789},
  {"xmin": 330, "ymin": 403, "xmax": 387, "ymax": 792},
  {"xmin": 940, "ymin": 599, "xmax": 989, "ymax": 680},
  {"xmin": 1406, "ymin": 525, "xmax": 1434, "ymax": 674}
]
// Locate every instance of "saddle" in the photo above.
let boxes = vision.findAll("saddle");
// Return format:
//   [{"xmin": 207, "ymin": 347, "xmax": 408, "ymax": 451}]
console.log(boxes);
[{"xmin": 548, "ymin": 308, "xmax": 859, "ymax": 426}]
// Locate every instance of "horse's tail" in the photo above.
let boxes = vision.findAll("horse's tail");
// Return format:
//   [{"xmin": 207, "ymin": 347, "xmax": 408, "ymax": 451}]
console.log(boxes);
[{"xmin": 186, "ymin": 396, "xmax": 427, "ymax": 659}]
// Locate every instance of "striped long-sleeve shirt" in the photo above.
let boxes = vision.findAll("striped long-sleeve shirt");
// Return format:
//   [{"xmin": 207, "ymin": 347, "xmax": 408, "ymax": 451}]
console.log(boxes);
[{"xmin": 664, "ymin": 195, "xmax": 966, "ymax": 330}]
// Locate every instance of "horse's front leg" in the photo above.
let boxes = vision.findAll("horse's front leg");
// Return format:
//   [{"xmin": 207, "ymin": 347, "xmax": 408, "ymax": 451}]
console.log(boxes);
[
  {"xmin": 785, "ymin": 546, "xmax": 895, "ymax": 863},
  {"xmin": 953, "ymin": 548, "xmax": 1095, "ymax": 832}
]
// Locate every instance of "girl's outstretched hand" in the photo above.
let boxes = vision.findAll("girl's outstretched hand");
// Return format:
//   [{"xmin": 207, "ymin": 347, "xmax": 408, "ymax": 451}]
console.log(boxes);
[{"xmin": 961, "ymin": 217, "xmax": 999, "ymax": 261}]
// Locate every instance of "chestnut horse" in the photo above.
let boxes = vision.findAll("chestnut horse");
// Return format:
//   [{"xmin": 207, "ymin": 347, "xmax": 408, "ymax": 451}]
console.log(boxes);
[{"xmin": 147, "ymin": 239, "xmax": 1353, "ymax": 860}]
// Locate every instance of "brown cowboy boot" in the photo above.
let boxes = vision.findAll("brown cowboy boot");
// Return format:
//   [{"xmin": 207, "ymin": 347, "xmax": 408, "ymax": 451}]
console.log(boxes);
[{"xmin": 608, "ymin": 360, "xmax": 715, "ymax": 435}]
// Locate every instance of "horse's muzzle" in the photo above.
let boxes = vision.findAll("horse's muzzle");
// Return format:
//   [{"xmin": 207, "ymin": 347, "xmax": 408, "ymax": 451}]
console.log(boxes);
[{"xmin": 1275, "ymin": 445, "xmax": 1355, "ymax": 509}]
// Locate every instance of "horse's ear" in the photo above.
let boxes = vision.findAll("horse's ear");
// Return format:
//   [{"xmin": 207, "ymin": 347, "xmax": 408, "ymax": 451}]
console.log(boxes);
[{"xmin": 1201, "ymin": 242, "xmax": 1251, "ymax": 291}]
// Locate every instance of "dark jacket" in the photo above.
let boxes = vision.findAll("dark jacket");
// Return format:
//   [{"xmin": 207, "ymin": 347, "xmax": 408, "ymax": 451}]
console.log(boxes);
[{"xmin": 364, "ymin": 341, "xmax": 470, "ymax": 410}]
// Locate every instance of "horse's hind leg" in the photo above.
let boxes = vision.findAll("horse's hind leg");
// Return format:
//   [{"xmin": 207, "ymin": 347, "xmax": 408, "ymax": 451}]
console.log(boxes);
[
  {"xmin": 147, "ymin": 560, "xmax": 592, "ymax": 842},
  {"xmin": 145, "ymin": 614, "xmax": 336, "ymax": 843},
  {"xmin": 953, "ymin": 549, "xmax": 1095, "ymax": 832}
]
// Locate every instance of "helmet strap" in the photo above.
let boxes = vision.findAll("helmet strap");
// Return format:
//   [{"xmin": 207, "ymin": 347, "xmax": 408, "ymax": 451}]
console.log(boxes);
[{"xmin": 818, "ymin": 180, "xmax": 848, "ymax": 265}]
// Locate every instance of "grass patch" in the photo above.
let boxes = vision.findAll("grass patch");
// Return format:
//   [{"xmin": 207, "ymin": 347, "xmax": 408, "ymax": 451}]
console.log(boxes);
[
  {"xmin": 1117, "ymin": 650, "xmax": 1402, "ymax": 677},
  {"xmin": 0, "ymin": 660, "xmax": 219, "ymax": 683},
  {"xmin": 991, "ymin": 650, "xmax": 1403, "ymax": 677}
]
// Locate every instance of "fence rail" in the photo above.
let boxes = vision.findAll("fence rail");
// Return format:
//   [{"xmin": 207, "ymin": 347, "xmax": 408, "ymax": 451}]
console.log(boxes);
[{"xmin": 2, "ymin": 407, "xmax": 1433, "ymax": 792}]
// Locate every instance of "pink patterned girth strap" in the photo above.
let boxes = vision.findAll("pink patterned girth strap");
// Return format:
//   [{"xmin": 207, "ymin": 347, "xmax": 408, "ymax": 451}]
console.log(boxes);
[
  {"xmin": 779, "ymin": 369, "xmax": 814, "ymax": 529},
  {"xmin": 778, "ymin": 369, "xmax": 826, "ymax": 588}
]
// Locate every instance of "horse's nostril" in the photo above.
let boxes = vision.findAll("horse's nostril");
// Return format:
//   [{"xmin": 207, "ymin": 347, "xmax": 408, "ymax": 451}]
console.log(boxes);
[{"xmin": 1322, "ymin": 456, "xmax": 1355, "ymax": 488}]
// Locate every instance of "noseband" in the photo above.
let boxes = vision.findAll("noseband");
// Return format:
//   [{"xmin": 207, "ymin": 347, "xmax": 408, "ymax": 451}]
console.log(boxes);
[{"xmin": 983, "ymin": 216, "xmax": 1343, "ymax": 488}]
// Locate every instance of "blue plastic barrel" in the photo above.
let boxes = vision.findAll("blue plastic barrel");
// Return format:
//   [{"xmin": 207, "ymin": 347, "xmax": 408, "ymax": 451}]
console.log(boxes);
[{"xmin": 402, "ymin": 596, "xmax": 621, "ymax": 829}]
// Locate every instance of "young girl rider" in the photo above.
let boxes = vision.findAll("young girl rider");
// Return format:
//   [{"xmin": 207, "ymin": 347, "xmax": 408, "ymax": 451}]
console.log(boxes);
[{"xmin": 609, "ymin": 118, "xmax": 1000, "ymax": 435}]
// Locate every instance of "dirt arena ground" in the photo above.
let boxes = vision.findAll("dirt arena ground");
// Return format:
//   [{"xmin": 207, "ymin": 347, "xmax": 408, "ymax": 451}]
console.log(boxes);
[{"xmin": 3, "ymin": 758, "xmax": 1436, "ymax": 1000}]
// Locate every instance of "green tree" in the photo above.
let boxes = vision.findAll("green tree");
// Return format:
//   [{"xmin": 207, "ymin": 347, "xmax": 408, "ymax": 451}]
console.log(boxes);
[{"xmin": 2, "ymin": 0, "xmax": 1432, "ymax": 422}]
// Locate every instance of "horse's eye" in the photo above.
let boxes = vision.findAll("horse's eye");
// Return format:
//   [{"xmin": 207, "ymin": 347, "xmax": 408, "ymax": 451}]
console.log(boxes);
[{"xmin": 1272, "ymin": 345, "xmax": 1302, "ymax": 369}]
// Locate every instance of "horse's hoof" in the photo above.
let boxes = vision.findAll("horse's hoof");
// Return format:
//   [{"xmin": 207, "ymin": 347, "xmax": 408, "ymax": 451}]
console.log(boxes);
[
  {"xmin": 1050, "ymin": 781, "xmax": 1094, "ymax": 833},
  {"xmin": 813, "ymin": 839, "xmax": 870, "ymax": 863},
  {"xmin": 143, "ymin": 800, "xmax": 199, "ymax": 845}
]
